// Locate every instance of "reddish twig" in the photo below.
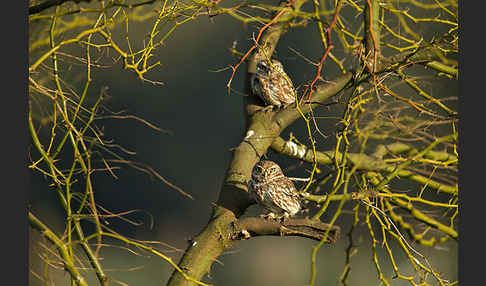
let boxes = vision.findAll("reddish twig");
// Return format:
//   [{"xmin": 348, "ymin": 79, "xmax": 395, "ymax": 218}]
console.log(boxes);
[
  {"xmin": 301, "ymin": 1, "xmax": 342, "ymax": 103},
  {"xmin": 226, "ymin": 0, "xmax": 297, "ymax": 94},
  {"xmin": 366, "ymin": 0, "xmax": 379, "ymax": 72}
]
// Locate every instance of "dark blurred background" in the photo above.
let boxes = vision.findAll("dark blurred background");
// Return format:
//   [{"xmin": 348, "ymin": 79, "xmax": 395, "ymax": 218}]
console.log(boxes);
[{"xmin": 28, "ymin": 1, "xmax": 458, "ymax": 285}]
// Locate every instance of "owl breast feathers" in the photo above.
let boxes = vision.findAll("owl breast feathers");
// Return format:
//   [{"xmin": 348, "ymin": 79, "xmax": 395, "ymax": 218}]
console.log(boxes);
[
  {"xmin": 248, "ymin": 160, "xmax": 301, "ymax": 218},
  {"xmin": 250, "ymin": 59, "xmax": 296, "ymax": 108}
]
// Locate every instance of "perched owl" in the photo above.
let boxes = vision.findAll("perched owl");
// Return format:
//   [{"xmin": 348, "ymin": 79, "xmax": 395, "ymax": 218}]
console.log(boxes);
[
  {"xmin": 250, "ymin": 59, "xmax": 296, "ymax": 109},
  {"xmin": 248, "ymin": 160, "xmax": 301, "ymax": 219}
]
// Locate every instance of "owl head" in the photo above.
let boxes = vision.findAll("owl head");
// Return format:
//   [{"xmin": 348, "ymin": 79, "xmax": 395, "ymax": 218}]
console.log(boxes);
[
  {"xmin": 251, "ymin": 160, "xmax": 285, "ymax": 183},
  {"xmin": 255, "ymin": 59, "xmax": 284, "ymax": 78}
]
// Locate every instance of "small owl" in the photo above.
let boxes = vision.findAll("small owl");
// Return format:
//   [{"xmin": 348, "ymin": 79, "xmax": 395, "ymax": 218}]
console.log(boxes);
[
  {"xmin": 250, "ymin": 59, "xmax": 296, "ymax": 108},
  {"xmin": 248, "ymin": 160, "xmax": 301, "ymax": 219}
]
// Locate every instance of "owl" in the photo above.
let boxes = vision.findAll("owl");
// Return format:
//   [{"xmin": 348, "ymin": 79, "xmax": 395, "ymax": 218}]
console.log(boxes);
[
  {"xmin": 248, "ymin": 160, "xmax": 301, "ymax": 220},
  {"xmin": 250, "ymin": 59, "xmax": 296, "ymax": 109}
]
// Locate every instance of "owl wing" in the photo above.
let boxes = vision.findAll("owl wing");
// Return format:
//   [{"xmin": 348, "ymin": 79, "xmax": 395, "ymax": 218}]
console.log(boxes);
[
  {"xmin": 276, "ymin": 177, "xmax": 299, "ymax": 197},
  {"xmin": 269, "ymin": 69, "xmax": 295, "ymax": 105},
  {"xmin": 251, "ymin": 72, "xmax": 276, "ymax": 106},
  {"xmin": 265, "ymin": 177, "xmax": 301, "ymax": 213}
]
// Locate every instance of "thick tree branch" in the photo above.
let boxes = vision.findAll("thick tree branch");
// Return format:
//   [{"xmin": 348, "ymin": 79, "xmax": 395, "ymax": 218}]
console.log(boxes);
[
  {"xmin": 272, "ymin": 73, "xmax": 353, "ymax": 128},
  {"xmin": 29, "ymin": 0, "xmax": 93, "ymax": 15},
  {"xmin": 234, "ymin": 217, "xmax": 341, "ymax": 243},
  {"xmin": 379, "ymin": 44, "xmax": 454, "ymax": 72}
]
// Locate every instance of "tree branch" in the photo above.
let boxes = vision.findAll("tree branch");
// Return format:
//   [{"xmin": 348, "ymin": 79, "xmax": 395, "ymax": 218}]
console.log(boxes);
[
  {"xmin": 29, "ymin": 211, "xmax": 89, "ymax": 286},
  {"xmin": 29, "ymin": 0, "xmax": 93, "ymax": 15},
  {"xmin": 234, "ymin": 217, "xmax": 341, "ymax": 243},
  {"xmin": 271, "ymin": 136, "xmax": 458, "ymax": 195}
]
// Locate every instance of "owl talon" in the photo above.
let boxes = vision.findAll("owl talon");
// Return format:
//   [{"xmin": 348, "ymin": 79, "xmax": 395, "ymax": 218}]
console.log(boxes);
[
  {"xmin": 260, "ymin": 212, "xmax": 277, "ymax": 220},
  {"xmin": 260, "ymin": 105, "xmax": 275, "ymax": 113},
  {"xmin": 260, "ymin": 212, "xmax": 291, "ymax": 223},
  {"xmin": 282, "ymin": 213, "xmax": 290, "ymax": 222}
]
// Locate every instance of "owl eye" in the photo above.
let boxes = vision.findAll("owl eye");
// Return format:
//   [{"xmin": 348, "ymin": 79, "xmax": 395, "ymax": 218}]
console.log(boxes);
[{"xmin": 256, "ymin": 61, "xmax": 270, "ymax": 73}]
